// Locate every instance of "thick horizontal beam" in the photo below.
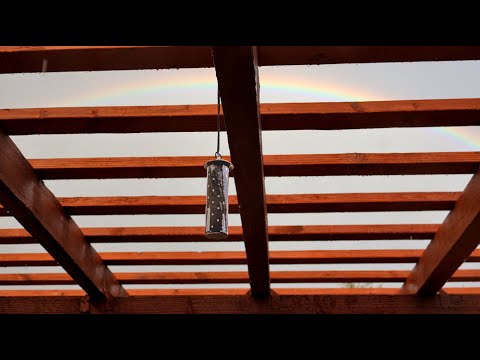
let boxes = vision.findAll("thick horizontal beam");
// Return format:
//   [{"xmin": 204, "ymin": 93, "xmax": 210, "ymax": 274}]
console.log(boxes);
[
  {"xmin": 0, "ymin": 129, "xmax": 125, "ymax": 299},
  {"xmin": 28, "ymin": 152, "xmax": 480, "ymax": 179},
  {"xmin": 257, "ymin": 46, "xmax": 480, "ymax": 66},
  {"xmin": 0, "ymin": 46, "xmax": 213, "ymax": 73},
  {"xmin": 3, "ymin": 292, "xmax": 480, "ymax": 314},
  {"xmin": 1, "ymin": 270, "xmax": 477, "ymax": 285},
  {"xmin": 403, "ymin": 169, "xmax": 480, "ymax": 295},
  {"xmin": 0, "ymin": 224, "xmax": 438, "ymax": 244},
  {"xmin": 1, "ymin": 287, "xmax": 479, "ymax": 298},
  {"xmin": 0, "ymin": 192, "xmax": 458, "ymax": 216},
  {"xmin": 1, "ymin": 46, "xmax": 479, "ymax": 74},
  {"xmin": 2, "ymin": 249, "xmax": 480, "ymax": 266},
  {"xmin": 2, "ymin": 99, "xmax": 480, "ymax": 134}
]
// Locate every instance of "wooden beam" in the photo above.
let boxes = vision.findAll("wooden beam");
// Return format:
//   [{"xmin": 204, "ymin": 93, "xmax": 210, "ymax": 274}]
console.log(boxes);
[
  {"xmin": 0, "ymin": 46, "xmax": 213, "ymax": 73},
  {"xmin": 259, "ymin": 99, "xmax": 480, "ymax": 130},
  {"xmin": 262, "ymin": 192, "xmax": 458, "ymax": 213},
  {"xmin": 1, "ymin": 287, "xmax": 479, "ymax": 298},
  {"xmin": 3, "ymin": 249, "xmax": 480, "ymax": 266},
  {"xmin": 403, "ymin": 169, "xmax": 480, "ymax": 295},
  {"xmin": 1, "ymin": 99, "xmax": 480, "ymax": 135},
  {"xmin": 213, "ymin": 46, "xmax": 270, "ymax": 297},
  {"xmin": 0, "ymin": 192, "xmax": 458, "ymax": 216},
  {"xmin": 257, "ymin": 46, "xmax": 480, "ymax": 66},
  {"xmin": 0, "ymin": 269, "xmax": 478, "ymax": 285},
  {"xmin": 1, "ymin": 46, "xmax": 479, "ymax": 74},
  {"xmin": 0, "ymin": 224, "xmax": 438, "ymax": 244},
  {"xmin": 0, "ymin": 130, "xmax": 126, "ymax": 300},
  {"xmin": 28, "ymin": 152, "xmax": 480, "ymax": 179},
  {"xmin": 2, "ymin": 292, "xmax": 480, "ymax": 314},
  {"xmin": 261, "ymin": 152, "xmax": 480, "ymax": 177}
]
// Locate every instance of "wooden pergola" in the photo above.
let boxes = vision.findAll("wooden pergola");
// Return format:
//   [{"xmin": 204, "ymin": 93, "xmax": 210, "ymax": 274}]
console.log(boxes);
[{"xmin": 1, "ymin": 46, "xmax": 480, "ymax": 313}]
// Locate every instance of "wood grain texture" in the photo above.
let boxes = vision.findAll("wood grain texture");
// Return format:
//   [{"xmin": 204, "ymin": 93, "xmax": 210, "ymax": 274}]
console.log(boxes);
[
  {"xmin": 0, "ymin": 46, "xmax": 213, "ymax": 73},
  {"xmin": 213, "ymin": 46, "xmax": 270, "ymax": 297},
  {"xmin": 257, "ymin": 46, "xmax": 480, "ymax": 66},
  {"xmin": 3, "ymin": 249, "xmax": 480, "ymax": 266},
  {"xmin": 1, "ymin": 287, "xmax": 479, "ymax": 298},
  {"xmin": 1, "ymin": 98, "xmax": 479, "ymax": 134},
  {"xmin": 0, "ymin": 130, "xmax": 126, "ymax": 299},
  {"xmin": 0, "ymin": 224, "xmax": 438, "ymax": 244},
  {"xmin": 1, "ymin": 269, "xmax": 477, "ymax": 285},
  {"xmin": 403, "ymin": 169, "xmax": 480, "ymax": 295},
  {"xmin": 98, "ymin": 292, "xmax": 480, "ymax": 314},
  {"xmin": 0, "ymin": 192, "xmax": 459, "ymax": 216},
  {"xmin": 3, "ymin": 292, "xmax": 480, "ymax": 313},
  {"xmin": 28, "ymin": 152, "xmax": 480, "ymax": 179},
  {"xmin": 1, "ymin": 46, "xmax": 479, "ymax": 74}
]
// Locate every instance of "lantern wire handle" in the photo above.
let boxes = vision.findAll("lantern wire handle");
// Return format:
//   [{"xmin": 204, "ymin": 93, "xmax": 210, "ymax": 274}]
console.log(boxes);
[{"xmin": 215, "ymin": 86, "xmax": 222, "ymax": 160}]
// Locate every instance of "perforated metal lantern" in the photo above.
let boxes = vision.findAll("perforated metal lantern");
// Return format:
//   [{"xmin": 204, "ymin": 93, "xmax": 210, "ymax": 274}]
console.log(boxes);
[{"xmin": 204, "ymin": 158, "xmax": 234, "ymax": 239}]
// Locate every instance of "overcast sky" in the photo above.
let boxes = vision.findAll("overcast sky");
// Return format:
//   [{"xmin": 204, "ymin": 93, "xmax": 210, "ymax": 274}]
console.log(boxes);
[{"xmin": 1, "ymin": 60, "xmax": 480, "ymax": 290}]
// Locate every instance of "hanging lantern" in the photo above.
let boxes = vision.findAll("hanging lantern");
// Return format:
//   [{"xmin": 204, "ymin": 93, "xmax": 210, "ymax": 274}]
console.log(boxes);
[{"xmin": 204, "ymin": 155, "xmax": 233, "ymax": 239}]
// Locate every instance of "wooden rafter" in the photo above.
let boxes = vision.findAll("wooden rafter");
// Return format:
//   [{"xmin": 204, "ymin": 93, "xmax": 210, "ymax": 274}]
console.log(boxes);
[
  {"xmin": 0, "ymin": 224, "xmax": 438, "ymax": 244},
  {"xmin": 0, "ymin": 192, "xmax": 459, "ymax": 216},
  {"xmin": 1, "ymin": 98, "xmax": 479, "ymax": 135},
  {"xmin": 26, "ymin": 152, "xmax": 480, "ymax": 179},
  {"xmin": 0, "ymin": 130, "xmax": 126, "ymax": 300},
  {"xmin": 1, "ymin": 46, "xmax": 480, "ymax": 73},
  {"xmin": 3, "ymin": 291, "xmax": 480, "ymax": 314},
  {"xmin": 2, "ymin": 249, "xmax": 480, "ymax": 267},
  {"xmin": 212, "ymin": 46, "xmax": 270, "ymax": 297},
  {"xmin": 1, "ymin": 287, "xmax": 480, "ymax": 297},
  {"xmin": 403, "ymin": 170, "xmax": 480, "ymax": 295},
  {"xmin": 0, "ymin": 46, "xmax": 213, "ymax": 73},
  {"xmin": 2, "ymin": 269, "xmax": 479, "ymax": 286}
]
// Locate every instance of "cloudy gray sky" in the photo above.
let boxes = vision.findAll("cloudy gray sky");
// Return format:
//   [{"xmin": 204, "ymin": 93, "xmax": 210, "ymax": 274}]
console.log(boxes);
[{"xmin": 1, "ymin": 60, "xmax": 480, "ymax": 290}]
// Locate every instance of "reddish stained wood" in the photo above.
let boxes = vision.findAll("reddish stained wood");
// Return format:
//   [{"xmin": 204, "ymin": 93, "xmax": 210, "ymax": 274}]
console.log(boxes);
[
  {"xmin": 0, "ymin": 192, "xmax": 459, "ymax": 216},
  {"xmin": 0, "ymin": 130, "xmax": 126, "ymax": 299},
  {"xmin": 0, "ymin": 224, "xmax": 438, "ymax": 244},
  {"xmin": 260, "ymin": 99, "xmax": 480, "ymax": 130},
  {"xmin": 0, "ymin": 269, "xmax": 478, "ymax": 285},
  {"xmin": 263, "ymin": 192, "xmax": 459, "ymax": 213},
  {"xmin": 266, "ymin": 224, "xmax": 437, "ymax": 241},
  {"xmin": 262, "ymin": 152, "xmax": 480, "ymax": 177},
  {"xmin": 0, "ymin": 46, "xmax": 213, "ymax": 73},
  {"xmin": 3, "ymin": 293, "xmax": 480, "ymax": 314},
  {"xmin": 3, "ymin": 249, "xmax": 480, "ymax": 266},
  {"xmin": 1, "ymin": 99, "xmax": 480, "ymax": 134},
  {"xmin": 0, "ymin": 296, "xmax": 84, "ymax": 314},
  {"xmin": 2, "ymin": 46, "xmax": 479, "ymax": 74},
  {"xmin": 0, "ymin": 104, "xmax": 223, "ymax": 135},
  {"xmin": 213, "ymin": 46, "xmax": 270, "ymax": 297},
  {"xmin": 257, "ymin": 46, "xmax": 480, "ymax": 66},
  {"xmin": 0, "ymin": 290, "xmax": 86, "ymax": 297},
  {"xmin": 403, "ymin": 169, "xmax": 480, "ymax": 295},
  {"xmin": 28, "ymin": 152, "xmax": 480, "ymax": 179},
  {"xmin": 1, "ymin": 287, "xmax": 479, "ymax": 298},
  {"xmin": 0, "ymin": 273, "xmax": 75, "ymax": 285},
  {"xmin": 95, "ymin": 292, "xmax": 480, "ymax": 314},
  {"xmin": 442, "ymin": 288, "xmax": 480, "ymax": 295},
  {"xmin": 130, "ymin": 287, "xmax": 480, "ymax": 296},
  {"xmin": 29, "ymin": 156, "xmax": 214, "ymax": 179}
]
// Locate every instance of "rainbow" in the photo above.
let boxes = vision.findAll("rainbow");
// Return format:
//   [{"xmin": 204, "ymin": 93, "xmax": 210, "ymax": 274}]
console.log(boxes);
[
  {"xmin": 59, "ymin": 70, "xmax": 380, "ymax": 107},
  {"xmin": 434, "ymin": 127, "xmax": 480, "ymax": 150},
  {"xmin": 58, "ymin": 70, "xmax": 480, "ymax": 150}
]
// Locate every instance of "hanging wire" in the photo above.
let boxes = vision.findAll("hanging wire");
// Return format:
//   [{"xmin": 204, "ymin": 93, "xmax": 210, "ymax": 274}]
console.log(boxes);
[
  {"xmin": 215, "ymin": 86, "xmax": 222, "ymax": 159},
  {"xmin": 211, "ymin": 47, "xmax": 222, "ymax": 160}
]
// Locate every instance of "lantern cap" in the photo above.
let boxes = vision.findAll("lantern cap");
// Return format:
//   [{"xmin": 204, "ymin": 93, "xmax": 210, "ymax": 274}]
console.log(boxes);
[
  {"xmin": 205, "ymin": 231, "xmax": 229, "ymax": 240},
  {"xmin": 204, "ymin": 158, "xmax": 234, "ymax": 170}
]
